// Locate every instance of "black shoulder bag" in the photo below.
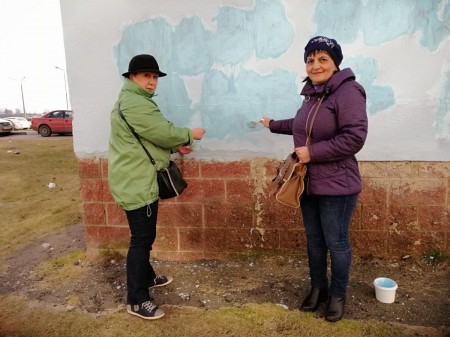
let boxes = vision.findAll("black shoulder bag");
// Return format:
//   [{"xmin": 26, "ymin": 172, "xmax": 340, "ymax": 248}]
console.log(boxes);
[{"xmin": 117, "ymin": 105, "xmax": 187, "ymax": 199}]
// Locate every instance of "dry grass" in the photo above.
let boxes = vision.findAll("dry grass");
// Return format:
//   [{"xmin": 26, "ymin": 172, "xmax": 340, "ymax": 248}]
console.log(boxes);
[
  {"xmin": 0, "ymin": 136, "xmax": 81, "ymax": 259},
  {"xmin": 0, "ymin": 295, "xmax": 422, "ymax": 337},
  {"xmin": 0, "ymin": 136, "xmax": 443, "ymax": 337}
]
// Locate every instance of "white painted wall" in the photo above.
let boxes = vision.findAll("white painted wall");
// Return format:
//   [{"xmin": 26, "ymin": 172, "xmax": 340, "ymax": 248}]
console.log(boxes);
[{"xmin": 60, "ymin": 0, "xmax": 450, "ymax": 161}]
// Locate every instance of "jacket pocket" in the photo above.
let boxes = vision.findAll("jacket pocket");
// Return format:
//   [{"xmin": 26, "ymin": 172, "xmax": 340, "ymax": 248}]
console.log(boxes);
[{"xmin": 309, "ymin": 161, "xmax": 346, "ymax": 179}]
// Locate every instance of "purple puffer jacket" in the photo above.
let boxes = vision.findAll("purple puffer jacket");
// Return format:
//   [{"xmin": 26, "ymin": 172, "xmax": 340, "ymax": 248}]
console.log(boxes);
[{"xmin": 269, "ymin": 68, "xmax": 368, "ymax": 196}]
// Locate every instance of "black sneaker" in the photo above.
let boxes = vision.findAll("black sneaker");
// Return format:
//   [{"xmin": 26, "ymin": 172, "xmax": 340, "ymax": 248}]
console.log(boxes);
[
  {"xmin": 149, "ymin": 275, "xmax": 173, "ymax": 288},
  {"xmin": 126, "ymin": 301, "xmax": 165, "ymax": 320}
]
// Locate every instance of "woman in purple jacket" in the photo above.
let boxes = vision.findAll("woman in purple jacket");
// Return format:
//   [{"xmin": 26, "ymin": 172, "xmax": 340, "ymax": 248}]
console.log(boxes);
[{"xmin": 261, "ymin": 36, "xmax": 368, "ymax": 322}]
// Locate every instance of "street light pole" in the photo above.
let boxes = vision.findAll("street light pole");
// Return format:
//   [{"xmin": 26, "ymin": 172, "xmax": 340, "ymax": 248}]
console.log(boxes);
[
  {"xmin": 55, "ymin": 66, "xmax": 69, "ymax": 110},
  {"xmin": 20, "ymin": 77, "xmax": 27, "ymax": 119}
]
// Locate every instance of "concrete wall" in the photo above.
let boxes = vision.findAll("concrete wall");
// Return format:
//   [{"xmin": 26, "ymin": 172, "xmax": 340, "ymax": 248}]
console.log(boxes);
[{"xmin": 61, "ymin": 0, "xmax": 450, "ymax": 258}]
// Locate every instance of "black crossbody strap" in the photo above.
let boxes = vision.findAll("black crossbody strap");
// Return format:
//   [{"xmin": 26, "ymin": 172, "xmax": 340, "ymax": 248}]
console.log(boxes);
[{"xmin": 117, "ymin": 104, "xmax": 157, "ymax": 167}]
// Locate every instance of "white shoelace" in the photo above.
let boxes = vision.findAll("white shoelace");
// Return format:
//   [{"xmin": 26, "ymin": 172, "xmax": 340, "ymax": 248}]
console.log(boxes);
[{"xmin": 142, "ymin": 301, "xmax": 157, "ymax": 312}]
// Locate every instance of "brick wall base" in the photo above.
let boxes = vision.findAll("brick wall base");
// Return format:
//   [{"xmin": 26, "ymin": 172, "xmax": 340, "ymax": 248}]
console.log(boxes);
[{"xmin": 79, "ymin": 159, "xmax": 449, "ymax": 260}]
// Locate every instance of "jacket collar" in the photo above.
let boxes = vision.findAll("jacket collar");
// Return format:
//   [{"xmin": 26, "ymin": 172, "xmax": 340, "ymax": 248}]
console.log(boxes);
[{"xmin": 122, "ymin": 78, "xmax": 155, "ymax": 98}]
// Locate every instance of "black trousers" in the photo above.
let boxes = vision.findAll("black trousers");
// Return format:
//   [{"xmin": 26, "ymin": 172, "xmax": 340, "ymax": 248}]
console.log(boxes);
[{"xmin": 125, "ymin": 201, "xmax": 158, "ymax": 305}]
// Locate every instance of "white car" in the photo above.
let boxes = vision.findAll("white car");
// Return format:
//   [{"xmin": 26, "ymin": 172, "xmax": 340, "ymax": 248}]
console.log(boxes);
[
  {"xmin": 5, "ymin": 117, "xmax": 31, "ymax": 130},
  {"xmin": 0, "ymin": 118, "xmax": 13, "ymax": 134}
]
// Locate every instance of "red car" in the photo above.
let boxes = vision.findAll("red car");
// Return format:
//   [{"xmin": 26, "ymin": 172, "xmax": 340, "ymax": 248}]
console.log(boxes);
[{"xmin": 31, "ymin": 110, "xmax": 73, "ymax": 137}]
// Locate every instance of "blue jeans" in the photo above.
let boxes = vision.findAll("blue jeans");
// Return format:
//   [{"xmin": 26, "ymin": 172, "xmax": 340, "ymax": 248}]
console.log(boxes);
[
  {"xmin": 125, "ymin": 201, "xmax": 158, "ymax": 305},
  {"xmin": 300, "ymin": 194, "xmax": 358, "ymax": 298}
]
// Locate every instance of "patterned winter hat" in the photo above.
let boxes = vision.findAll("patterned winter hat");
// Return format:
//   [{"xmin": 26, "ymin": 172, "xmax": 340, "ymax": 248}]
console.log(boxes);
[{"xmin": 304, "ymin": 36, "xmax": 343, "ymax": 66}]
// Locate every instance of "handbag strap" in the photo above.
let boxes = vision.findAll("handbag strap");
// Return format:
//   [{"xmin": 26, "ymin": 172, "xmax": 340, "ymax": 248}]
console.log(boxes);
[
  {"xmin": 305, "ymin": 95, "xmax": 325, "ymax": 146},
  {"xmin": 117, "ymin": 104, "xmax": 157, "ymax": 167}
]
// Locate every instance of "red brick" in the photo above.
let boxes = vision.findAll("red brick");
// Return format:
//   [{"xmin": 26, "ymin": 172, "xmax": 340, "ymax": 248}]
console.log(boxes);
[
  {"xmin": 388, "ymin": 231, "xmax": 446, "ymax": 256},
  {"xmin": 278, "ymin": 229, "xmax": 307, "ymax": 252},
  {"xmin": 351, "ymin": 230, "xmax": 388, "ymax": 257},
  {"xmin": 101, "ymin": 159, "xmax": 108, "ymax": 179},
  {"xmin": 153, "ymin": 227, "xmax": 178, "ymax": 251},
  {"xmin": 80, "ymin": 180, "xmax": 104, "ymax": 202},
  {"xmin": 204, "ymin": 202, "xmax": 254, "ymax": 228},
  {"xmin": 80, "ymin": 159, "xmax": 450, "ymax": 258},
  {"xmin": 158, "ymin": 203, "xmax": 203, "ymax": 228},
  {"xmin": 361, "ymin": 204, "xmax": 388, "ymax": 230},
  {"xmin": 418, "ymin": 206, "xmax": 448, "ymax": 231},
  {"xmin": 386, "ymin": 162, "xmax": 419, "ymax": 177},
  {"xmin": 173, "ymin": 159, "xmax": 200, "ymax": 178},
  {"xmin": 79, "ymin": 159, "xmax": 102, "ymax": 178},
  {"xmin": 259, "ymin": 198, "xmax": 301, "ymax": 229},
  {"xmin": 390, "ymin": 179, "xmax": 418, "ymax": 206},
  {"xmin": 418, "ymin": 162, "xmax": 450, "ymax": 178},
  {"xmin": 359, "ymin": 162, "xmax": 390, "ymax": 178},
  {"xmin": 82, "ymin": 202, "xmax": 106, "ymax": 226},
  {"xmin": 178, "ymin": 228, "xmax": 205, "ymax": 251},
  {"xmin": 107, "ymin": 226, "xmax": 130, "ymax": 247},
  {"xmin": 178, "ymin": 179, "xmax": 225, "ymax": 202},
  {"xmin": 227, "ymin": 228, "xmax": 279, "ymax": 251},
  {"xmin": 388, "ymin": 205, "xmax": 419, "ymax": 231},
  {"xmin": 101, "ymin": 181, "xmax": 114, "ymax": 202},
  {"xmin": 359, "ymin": 178, "xmax": 388, "ymax": 205},
  {"xmin": 204, "ymin": 228, "xmax": 228, "ymax": 251},
  {"xmin": 85, "ymin": 225, "xmax": 108, "ymax": 246},
  {"xmin": 105, "ymin": 203, "xmax": 127, "ymax": 226},
  {"xmin": 415, "ymin": 179, "xmax": 446, "ymax": 206},
  {"xmin": 200, "ymin": 161, "xmax": 251, "ymax": 178},
  {"xmin": 226, "ymin": 179, "xmax": 254, "ymax": 203}
]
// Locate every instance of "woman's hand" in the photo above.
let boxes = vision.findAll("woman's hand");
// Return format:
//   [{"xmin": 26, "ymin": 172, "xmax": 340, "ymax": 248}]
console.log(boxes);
[
  {"xmin": 192, "ymin": 128, "xmax": 206, "ymax": 140},
  {"xmin": 295, "ymin": 146, "xmax": 311, "ymax": 163},
  {"xmin": 260, "ymin": 117, "xmax": 272, "ymax": 128},
  {"xmin": 178, "ymin": 146, "xmax": 193, "ymax": 155}
]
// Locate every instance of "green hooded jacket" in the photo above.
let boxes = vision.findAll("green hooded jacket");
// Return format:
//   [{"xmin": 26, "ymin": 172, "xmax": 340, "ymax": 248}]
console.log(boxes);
[{"xmin": 108, "ymin": 79, "xmax": 193, "ymax": 210}]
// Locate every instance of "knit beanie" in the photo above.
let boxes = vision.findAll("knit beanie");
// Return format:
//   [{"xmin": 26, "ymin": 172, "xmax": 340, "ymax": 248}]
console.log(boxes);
[{"xmin": 303, "ymin": 36, "xmax": 343, "ymax": 66}]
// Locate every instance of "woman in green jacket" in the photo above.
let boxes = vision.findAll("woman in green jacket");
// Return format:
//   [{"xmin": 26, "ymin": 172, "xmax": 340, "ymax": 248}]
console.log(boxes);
[{"xmin": 108, "ymin": 54, "xmax": 206, "ymax": 320}]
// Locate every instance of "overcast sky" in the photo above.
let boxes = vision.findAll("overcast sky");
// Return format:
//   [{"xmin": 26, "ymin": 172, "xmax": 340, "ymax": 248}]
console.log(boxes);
[{"xmin": 0, "ymin": 0, "xmax": 68, "ymax": 114}]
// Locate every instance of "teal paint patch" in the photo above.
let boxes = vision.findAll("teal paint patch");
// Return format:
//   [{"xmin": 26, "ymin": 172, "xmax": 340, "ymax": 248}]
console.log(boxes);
[
  {"xmin": 343, "ymin": 57, "xmax": 395, "ymax": 115},
  {"xmin": 252, "ymin": 0, "xmax": 295, "ymax": 58},
  {"xmin": 153, "ymin": 76, "xmax": 192, "ymax": 127},
  {"xmin": 435, "ymin": 72, "xmax": 450, "ymax": 139},
  {"xmin": 114, "ymin": 18, "xmax": 174, "ymax": 74},
  {"xmin": 113, "ymin": 0, "xmax": 299, "ymax": 142},
  {"xmin": 199, "ymin": 69, "xmax": 300, "ymax": 140},
  {"xmin": 364, "ymin": 1, "xmax": 414, "ymax": 46},
  {"xmin": 172, "ymin": 17, "xmax": 214, "ymax": 76},
  {"xmin": 314, "ymin": 0, "xmax": 363, "ymax": 44},
  {"xmin": 209, "ymin": 6, "xmax": 254, "ymax": 65},
  {"xmin": 314, "ymin": 0, "xmax": 449, "ymax": 51}
]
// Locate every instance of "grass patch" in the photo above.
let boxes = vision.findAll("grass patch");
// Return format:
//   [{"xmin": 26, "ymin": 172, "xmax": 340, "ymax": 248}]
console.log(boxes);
[
  {"xmin": 32, "ymin": 250, "xmax": 87, "ymax": 290},
  {"xmin": 0, "ymin": 296, "xmax": 417, "ymax": 337},
  {"xmin": 0, "ymin": 137, "xmax": 81, "ymax": 259}
]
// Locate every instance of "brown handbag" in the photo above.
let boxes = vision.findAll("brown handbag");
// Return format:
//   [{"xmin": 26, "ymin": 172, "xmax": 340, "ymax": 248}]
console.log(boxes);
[{"xmin": 270, "ymin": 95, "xmax": 324, "ymax": 208}]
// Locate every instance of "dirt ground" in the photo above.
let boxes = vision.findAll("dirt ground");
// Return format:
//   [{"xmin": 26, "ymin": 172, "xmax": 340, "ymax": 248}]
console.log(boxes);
[{"xmin": 0, "ymin": 223, "xmax": 448, "ymax": 335}]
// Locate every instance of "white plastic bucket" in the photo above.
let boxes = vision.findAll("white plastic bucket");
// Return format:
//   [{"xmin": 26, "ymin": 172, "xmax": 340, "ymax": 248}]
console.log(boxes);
[{"xmin": 374, "ymin": 277, "xmax": 398, "ymax": 303}]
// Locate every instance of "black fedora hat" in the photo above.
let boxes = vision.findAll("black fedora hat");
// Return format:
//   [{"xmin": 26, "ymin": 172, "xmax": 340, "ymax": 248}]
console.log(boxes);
[{"xmin": 122, "ymin": 54, "xmax": 167, "ymax": 78}]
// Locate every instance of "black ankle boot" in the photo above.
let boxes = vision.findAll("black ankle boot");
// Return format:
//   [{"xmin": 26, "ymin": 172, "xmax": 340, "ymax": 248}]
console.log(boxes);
[
  {"xmin": 300, "ymin": 287, "xmax": 329, "ymax": 312},
  {"xmin": 325, "ymin": 296, "xmax": 346, "ymax": 322}
]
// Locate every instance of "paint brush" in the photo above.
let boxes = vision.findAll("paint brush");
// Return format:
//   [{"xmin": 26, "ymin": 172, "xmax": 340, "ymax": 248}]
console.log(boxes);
[{"xmin": 247, "ymin": 118, "xmax": 264, "ymax": 128}]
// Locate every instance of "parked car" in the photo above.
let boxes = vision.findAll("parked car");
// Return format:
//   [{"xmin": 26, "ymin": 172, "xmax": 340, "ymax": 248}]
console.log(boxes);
[
  {"xmin": 4, "ymin": 116, "xmax": 31, "ymax": 130},
  {"xmin": 31, "ymin": 110, "xmax": 73, "ymax": 137},
  {"xmin": 0, "ymin": 118, "xmax": 13, "ymax": 134}
]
